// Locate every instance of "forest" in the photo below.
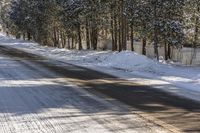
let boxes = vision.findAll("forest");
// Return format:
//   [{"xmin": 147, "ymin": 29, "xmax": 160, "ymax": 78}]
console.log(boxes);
[{"xmin": 0, "ymin": 0, "xmax": 199, "ymax": 60}]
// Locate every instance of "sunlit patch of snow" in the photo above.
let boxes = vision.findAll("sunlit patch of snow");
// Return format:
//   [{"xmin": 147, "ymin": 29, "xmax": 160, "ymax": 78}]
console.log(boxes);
[
  {"xmin": 0, "ymin": 78, "xmax": 70, "ymax": 87},
  {"xmin": 161, "ymin": 76, "xmax": 193, "ymax": 82},
  {"xmin": 126, "ymin": 78, "xmax": 170, "ymax": 86}
]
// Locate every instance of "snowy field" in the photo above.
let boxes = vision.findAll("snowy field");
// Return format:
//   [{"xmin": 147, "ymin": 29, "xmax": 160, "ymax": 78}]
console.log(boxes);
[{"xmin": 0, "ymin": 33, "xmax": 200, "ymax": 102}]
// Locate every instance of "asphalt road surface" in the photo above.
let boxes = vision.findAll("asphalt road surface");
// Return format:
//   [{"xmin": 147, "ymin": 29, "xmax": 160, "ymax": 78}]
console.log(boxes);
[{"xmin": 0, "ymin": 45, "xmax": 199, "ymax": 133}]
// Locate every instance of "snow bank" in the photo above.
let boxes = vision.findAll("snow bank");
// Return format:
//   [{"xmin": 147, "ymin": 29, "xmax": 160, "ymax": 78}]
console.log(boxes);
[{"xmin": 98, "ymin": 51, "xmax": 157, "ymax": 72}]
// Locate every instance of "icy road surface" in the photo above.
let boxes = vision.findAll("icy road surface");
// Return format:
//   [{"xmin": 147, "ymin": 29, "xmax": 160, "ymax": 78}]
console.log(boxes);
[{"xmin": 0, "ymin": 50, "xmax": 171, "ymax": 132}]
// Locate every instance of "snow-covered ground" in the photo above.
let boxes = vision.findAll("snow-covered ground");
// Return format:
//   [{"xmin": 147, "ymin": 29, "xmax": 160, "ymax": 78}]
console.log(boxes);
[{"xmin": 0, "ymin": 33, "xmax": 200, "ymax": 102}]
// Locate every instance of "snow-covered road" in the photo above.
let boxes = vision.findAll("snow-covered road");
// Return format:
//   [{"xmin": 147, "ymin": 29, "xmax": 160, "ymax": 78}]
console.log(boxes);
[
  {"xmin": 0, "ymin": 49, "xmax": 171, "ymax": 133},
  {"xmin": 1, "ymin": 33, "xmax": 199, "ymax": 102},
  {"xmin": 0, "ymin": 34, "xmax": 200, "ymax": 133}
]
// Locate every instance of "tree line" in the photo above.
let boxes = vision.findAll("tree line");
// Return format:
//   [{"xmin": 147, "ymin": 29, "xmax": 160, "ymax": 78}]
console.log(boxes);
[{"xmin": 0, "ymin": 0, "xmax": 200, "ymax": 60}]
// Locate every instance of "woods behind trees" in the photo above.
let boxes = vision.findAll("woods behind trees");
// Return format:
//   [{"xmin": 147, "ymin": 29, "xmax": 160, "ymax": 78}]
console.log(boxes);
[{"xmin": 0, "ymin": 0, "xmax": 200, "ymax": 60}]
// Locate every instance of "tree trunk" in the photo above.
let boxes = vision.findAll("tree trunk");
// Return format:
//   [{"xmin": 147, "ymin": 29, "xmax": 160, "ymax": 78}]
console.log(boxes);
[
  {"xmin": 60, "ymin": 31, "xmax": 66, "ymax": 48},
  {"xmin": 77, "ymin": 24, "xmax": 82, "ymax": 50},
  {"xmin": 118, "ymin": 8, "xmax": 122, "ymax": 52},
  {"xmin": 67, "ymin": 36, "xmax": 70, "ymax": 49},
  {"xmin": 154, "ymin": 38, "xmax": 159, "ymax": 60},
  {"xmin": 142, "ymin": 38, "xmax": 146, "ymax": 55},
  {"xmin": 168, "ymin": 44, "xmax": 171, "ymax": 59},
  {"xmin": 153, "ymin": 4, "xmax": 159, "ymax": 60},
  {"xmin": 93, "ymin": 28, "xmax": 98, "ymax": 50},
  {"xmin": 72, "ymin": 36, "xmax": 74, "ymax": 49},
  {"xmin": 53, "ymin": 27, "xmax": 57, "ymax": 47},
  {"xmin": 121, "ymin": 0, "xmax": 126, "ymax": 50},
  {"xmin": 193, "ymin": 5, "xmax": 199, "ymax": 49},
  {"xmin": 63, "ymin": 35, "xmax": 66, "ymax": 48},
  {"xmin": 118, "ymin": 18, "xmax": 122, "ymax": 52},
  {"xmin": 27, "ymin": 32, "xmax": 31, "ymax": 41},
  {"xmin": 91, "ymin": 26, "xmax": 98, "ymax": 50},
  {"xmin": 114, "ymin": 12, "xmax": 118, "ymax": 51},
  {"xmin": 130, "ymin": 23, "xmax": 134, "ymax": 51},
  {"xmin": 164, "ymin": 40, "xmax": 168, "ymax": 60},
  {"xmin": 57, "ymin": 30, "xmax": 61, "ymax": 48},
  {"xmin": 111, "ymin": 13, "xmax": 115, "ymax": 51},
  {"xmin": 86, "ymin": 18, "xmax": 90, "ymax": 49}
]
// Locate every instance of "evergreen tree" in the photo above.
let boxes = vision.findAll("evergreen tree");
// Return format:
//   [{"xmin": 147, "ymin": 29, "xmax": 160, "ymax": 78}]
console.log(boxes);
[{"xmin": 1, "ymin": 0, "xmax": 199, "ymax": 61}]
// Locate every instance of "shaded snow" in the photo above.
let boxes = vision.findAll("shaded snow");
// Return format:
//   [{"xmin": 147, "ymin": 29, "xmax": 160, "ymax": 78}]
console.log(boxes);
[{"xmin": 0, "ymin": 33, "xmax": 200, "ymax": 102}]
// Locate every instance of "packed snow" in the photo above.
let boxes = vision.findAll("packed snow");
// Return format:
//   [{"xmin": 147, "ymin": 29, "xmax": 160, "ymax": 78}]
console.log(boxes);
[{"xmin": 0, "ymin": 33, "xmax": 200, "ymax": 102}]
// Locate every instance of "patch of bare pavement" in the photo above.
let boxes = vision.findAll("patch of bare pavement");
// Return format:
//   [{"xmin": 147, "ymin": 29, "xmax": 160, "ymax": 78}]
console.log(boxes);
[{"xmin": 0, "ymin": 45, "xmax": 199, "ymax": 133}]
